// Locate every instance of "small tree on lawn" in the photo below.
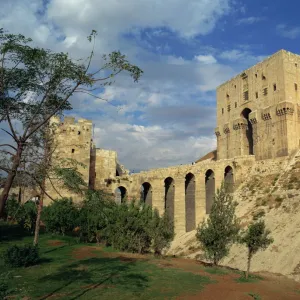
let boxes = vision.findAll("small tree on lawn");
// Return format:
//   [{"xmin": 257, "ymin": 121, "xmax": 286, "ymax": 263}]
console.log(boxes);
[
  {"xmin": 239, "ymin": 219, "xmax": 273, "ymax": 279},
  {"xmin": 196, "ymin": 182, "xmax": 240, "ymax": 265}
]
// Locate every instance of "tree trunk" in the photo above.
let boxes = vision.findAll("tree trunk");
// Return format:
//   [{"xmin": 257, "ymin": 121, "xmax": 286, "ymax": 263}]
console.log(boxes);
[
  {"xmin": 246, "ymin": 250, "xmax": 252, "ymax": 279},
  {"xmin": 33, "ymin": 192, "xmax": 44, "ymax": 246},
  {"xmin": 0, "ymin": 144, "xmax": 23, "ymax": 217}
]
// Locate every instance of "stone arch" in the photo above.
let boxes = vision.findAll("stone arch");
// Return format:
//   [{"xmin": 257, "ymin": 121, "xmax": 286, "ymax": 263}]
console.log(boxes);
[
  {"xmin": 114, "ymin": 186, "xmax": 127, "ymax": 204},
  {"xmin": 241, "ymin": 108, "xmax": 254, "ymax": 155},
  {"xmin": 141, "ymin": 182, "xmax": 152, "ymax": 206},
  {"xmin": 185, "ymin": 173, "xmax": 196, "ymax": 232},
  {"xmin": 164, "ymin": 177, "xmax": 175, "ymax": 223},
  {"xmin": 224, "ymin": 166, "xmax": 234, "ymax": 193},
  {"xmin": 205, "ymin": 169, "xmax": 215, "ymax": 214}
]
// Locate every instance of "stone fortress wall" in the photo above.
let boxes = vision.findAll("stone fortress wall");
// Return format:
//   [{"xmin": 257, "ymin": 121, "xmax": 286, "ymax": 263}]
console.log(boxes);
[
  {"xmin": 44, "ymin": 49, "xmax": 300, "ymax": 236},
  {"xmin": 216, "ymin": 50, "xmax": 300, "ymax": 160}
]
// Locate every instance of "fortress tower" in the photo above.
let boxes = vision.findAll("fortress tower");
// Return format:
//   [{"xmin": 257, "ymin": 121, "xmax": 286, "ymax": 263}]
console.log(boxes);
[
  {"xmin": 44, "ymin": 116, "xmax": 93, "ymax": 204},
  {"xmin": 215, "ymin": 50, "xmax": 300, "ymax": 160}
]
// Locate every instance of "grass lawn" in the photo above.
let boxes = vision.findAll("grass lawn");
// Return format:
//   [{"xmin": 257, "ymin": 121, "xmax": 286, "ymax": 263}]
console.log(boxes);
[{"xmin": 0, "ymin": 224, "xmax": 213, "ymax": 299}]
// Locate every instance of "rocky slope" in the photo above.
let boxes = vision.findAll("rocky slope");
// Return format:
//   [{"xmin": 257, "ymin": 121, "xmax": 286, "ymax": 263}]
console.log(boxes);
[{"xmin": 168, "ymin": 151, "xmax": 300, "ymax": 281}]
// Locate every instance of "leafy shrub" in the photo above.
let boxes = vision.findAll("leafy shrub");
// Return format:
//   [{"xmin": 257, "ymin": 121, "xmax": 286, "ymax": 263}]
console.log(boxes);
[
  {"xmin": 0, "ymin": 275, "xmax": 9, "ymax": 299},
  {"xmin": 42, "ymin": 198, "xmax": 79, "ymax": 235},
  {"xmin": 103, "ymin": 201, "xmax": 153, "ymax": 253},
  {"xmin": 150, "ymin": 209, "xmax": 174, "ymax": 255},
  {"xmin": 5, "ymin": 198, "xmax": 37, "ymax": 232},
  {"xmin": 78, "ymin": 190, "xmax": 115, "ymax": 243},
  {"xmin": 78, "ymin": 191, "xmax": 174, "ymax": 254},
  {"xmin": 3, "ymin": 244, "xmax": 39, "ymax": 267}
]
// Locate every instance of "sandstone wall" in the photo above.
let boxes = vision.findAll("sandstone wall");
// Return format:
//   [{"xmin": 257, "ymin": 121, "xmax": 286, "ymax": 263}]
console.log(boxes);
[
  {"xmin": 216, "ymin": 50, "xmax": 300, "ymax": 161},
  {"xmin": 44, "ymin": 116, "xmax": 92, "ymax": 205}
]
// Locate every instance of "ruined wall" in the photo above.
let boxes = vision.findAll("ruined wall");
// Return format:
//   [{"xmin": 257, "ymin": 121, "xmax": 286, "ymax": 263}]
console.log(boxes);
[
  {"xmin": 94, "ymin": 148, "xmax": 118, "ymax": 191},
  {"xmin": 216, "ymin": 50, "xmax": 300, "ymax": 161},
  {"xmin": 44, "ymin": 116, "xmax": 92, "ymax": 205}
]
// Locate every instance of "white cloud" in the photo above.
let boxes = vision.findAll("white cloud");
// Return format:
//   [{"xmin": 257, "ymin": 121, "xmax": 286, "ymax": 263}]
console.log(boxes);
[
  {"xmin": 194, "ymin": 54, "xmax": 217, "ymax": 64},
  {"xmin": 276, "ymin": 24, "xmax": 300, "ymax": 39},
  {"xmin": 219, "ymin": 49, "xmax": 266, "ymax": 63},
  {"xmin": 237, "ymin": 17, "xmax": 265, "ymax": 25}
]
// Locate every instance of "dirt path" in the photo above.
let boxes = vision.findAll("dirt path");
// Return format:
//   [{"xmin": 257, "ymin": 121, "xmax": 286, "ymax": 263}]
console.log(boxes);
[{"xmin": 71, "ymin": 246, "xmax": 300, "ymax": 299}]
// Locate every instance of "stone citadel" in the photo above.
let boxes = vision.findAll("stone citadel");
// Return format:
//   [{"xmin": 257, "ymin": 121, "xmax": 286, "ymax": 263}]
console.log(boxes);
[{"xmin": 44, "ymin": 49, "xmax": 300, "ymax": 236}]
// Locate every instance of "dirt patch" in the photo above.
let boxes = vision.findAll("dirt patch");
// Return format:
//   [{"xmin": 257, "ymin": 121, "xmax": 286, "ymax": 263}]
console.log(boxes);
[
  {"xmin": 152, "ymin": 257, "xmax": 300, "ymax": 300},
  {"xmin": 72, "ymin": 246, "xmax": 102, "ymax": 259},
  {"xmin": 47, "ymin": 240, "xmax": 66, "ymax": 247}
]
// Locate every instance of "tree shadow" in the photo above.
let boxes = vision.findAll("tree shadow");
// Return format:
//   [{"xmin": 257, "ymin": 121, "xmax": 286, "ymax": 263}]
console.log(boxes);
[
  {"xmin": 0, "ymin": 223, "xmax": 32, "ymax": 242},
  {"xmin": 43, "ymin": 244, "xmax": 68, "ymax": 254},
  {"xmin": 39, "ymin": 257, "xmax": 149, "ymax": 299}
]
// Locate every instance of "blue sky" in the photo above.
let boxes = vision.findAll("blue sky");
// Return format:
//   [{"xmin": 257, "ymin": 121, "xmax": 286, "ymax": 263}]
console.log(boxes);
[{"xmin": 1, "ymin": 0, "xmax": 300, "ymax": 171}]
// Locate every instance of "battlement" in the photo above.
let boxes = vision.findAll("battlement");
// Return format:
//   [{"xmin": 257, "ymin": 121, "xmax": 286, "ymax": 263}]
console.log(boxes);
[{"xmin": 51, "ymin": 116, "xmax": 92, "ymax": 127}]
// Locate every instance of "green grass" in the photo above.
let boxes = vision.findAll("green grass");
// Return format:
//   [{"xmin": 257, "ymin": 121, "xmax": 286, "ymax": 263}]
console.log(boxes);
[
  {"xmin": 235, "ymin": 274, "xmax": 264, "ymax": 283},
  {"xmin": 248, "ymin": 292, "xmax": 262, "ymax": 299},
  {"xmin": 204, "ymin": 266, "xmax": 229, "ymax": 275},
  {"xmin": 0, "ymin": 225, "xmax": 213, "ymax": 299}
]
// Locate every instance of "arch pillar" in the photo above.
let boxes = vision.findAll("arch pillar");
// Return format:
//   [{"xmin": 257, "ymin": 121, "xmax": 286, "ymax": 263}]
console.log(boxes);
[
  {"xmin": 174, "ymin": 178, "xmax": 186, "ymax": 235},
  {"xmin": 214, "ymin": 167, "xmax": 224, "ymax": 191},
  {"xmin": 151, "ymin": 179, "xmax": 165, "ymax": 215},
  {"xmin": 195, "ymin": 174, "xmax": 206, "ymax": 225}
]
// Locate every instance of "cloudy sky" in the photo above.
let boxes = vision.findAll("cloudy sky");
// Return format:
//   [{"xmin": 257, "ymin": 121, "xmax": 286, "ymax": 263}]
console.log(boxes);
[{"xmin": 1, "ymin": 0, "xmax": 300, "ymax": 171}]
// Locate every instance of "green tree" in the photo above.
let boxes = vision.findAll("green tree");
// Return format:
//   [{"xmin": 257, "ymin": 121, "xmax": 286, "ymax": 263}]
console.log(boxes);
[
  {"xmin": 150, "ymin": 209, "xmax": 174, "ymax": 255},
  {"xmin": 78, "ymin": 190, "xmax": 115, "ymax": 243},
  {"xmin": 196, "ymin": 182, "xmax": 240, "ymax": 265},
  {"xmin": 0, "ymin": 28, "xmax": 143, "ymax": 217},
  {"xmin": 239, "ymin": 219, "xmax": 273, "ymax": 279},
  {"xmin": 42, "ymin": 198, "xmax": 79, "ymax": 235}
]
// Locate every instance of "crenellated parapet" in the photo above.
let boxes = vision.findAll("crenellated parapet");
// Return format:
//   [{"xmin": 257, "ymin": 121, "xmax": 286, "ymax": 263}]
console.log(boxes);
[
  {"xmin": 276, "ymin": 101, "xmax": 295, "ymax": 116},
  {"xmin": 215, "ymin": 127, "xmax": 221, "ymax": 137},
  {"xmin": 261, "ymin": 107, "xmax": 272, "ymax": 121},
  {"xmin": 223, "ymin": 123, "xmax": 230, "ymax": 134},
  {"xmin": 233, "ymin": 118, "xmax": 248, "ymax": 130},
  {"xmin": 249, "ymin": 111, "xmax": 258, "ymax": 125}
]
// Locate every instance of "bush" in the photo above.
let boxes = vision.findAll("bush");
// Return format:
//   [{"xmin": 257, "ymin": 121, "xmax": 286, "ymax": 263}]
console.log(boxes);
[
  {"xmin": 4, "ymin": 198, "xmax": 37, "ymax": 232},
  {"xmin": 78, "ymin": 190, "xmax": 115, "ymax": 243},
  {"xmin": 0, "ymin": 275, "xmax": 9, "ymax": 300},
  {"xmin": 78, "ymin": 191, "xmax": 175, "ymax": 254},
  {"xmin": 150, "ymin": 209, "xmax": 174, "ymax": 255},
  {"xmin": 42, "ymin": 198, "xmax": 79, "ymax": 235},
  {"xmin": 3, "ymin": 244, "xmax": 39, "ymax": 267},
  {"xmin": 103, "ymin": 201, "xmax": 153, "ymax": 253}
]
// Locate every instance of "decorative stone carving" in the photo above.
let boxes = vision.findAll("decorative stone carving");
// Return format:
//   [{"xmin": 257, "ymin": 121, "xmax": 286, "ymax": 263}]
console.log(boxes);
[
  {"xmin": 233, "ymin": 118, "xmax": 248, "ymax": 130},
  {"xmin": 276, "ymin": 101, "xmax": 295, "ymax": 116}
]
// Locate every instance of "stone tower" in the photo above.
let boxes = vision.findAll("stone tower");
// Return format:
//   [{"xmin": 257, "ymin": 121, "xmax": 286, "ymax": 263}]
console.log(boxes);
[
  {"xmin": 215, "ymin": 50, "xmax": 300, "ymax": 160},
  {"xmin": 44, "ymin": 116, "xmax": 93, "ymax": 205}
]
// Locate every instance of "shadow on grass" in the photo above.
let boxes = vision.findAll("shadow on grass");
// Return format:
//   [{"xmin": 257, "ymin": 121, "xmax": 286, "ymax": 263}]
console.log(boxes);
[
  {"xmin": 0, "ymin": 223, "xmax": 32, "ymax": 242},
  {"xmin": 43, "ymin": 244, "xmax": 69, "ymax": 254},
  {"xmin": 39, "ymin": 257, "xmax": 149, "ymax": 299}
]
